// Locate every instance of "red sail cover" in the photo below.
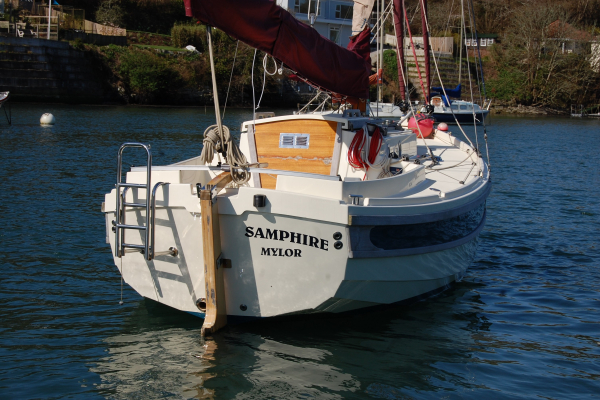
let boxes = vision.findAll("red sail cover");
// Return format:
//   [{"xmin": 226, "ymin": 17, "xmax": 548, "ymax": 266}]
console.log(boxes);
[{"xmin": 184, "ymin": 0, "xmax": 371, "ymax": 98}]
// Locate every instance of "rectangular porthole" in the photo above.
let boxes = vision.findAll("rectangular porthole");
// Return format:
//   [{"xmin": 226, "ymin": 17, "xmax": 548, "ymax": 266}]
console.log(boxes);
[{"xmin": 279, "ymin": 133, "xmax": 310, "ymax": 149}]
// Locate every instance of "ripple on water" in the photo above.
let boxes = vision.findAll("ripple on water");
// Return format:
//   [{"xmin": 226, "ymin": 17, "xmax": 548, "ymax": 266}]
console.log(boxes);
[{"xmin": 1, "ymin": 107, "xmax": 599, "ymax": 399}]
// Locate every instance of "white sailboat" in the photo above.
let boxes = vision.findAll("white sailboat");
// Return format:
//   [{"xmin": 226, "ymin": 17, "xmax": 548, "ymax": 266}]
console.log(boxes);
[
  {"xmin": 0, "ymin": 91, "xmax": 10, "ymax": 125},
  {"xmin": 102, "ymin": 0, "xmax": 491, "ymax": 334},
  {"xmin": 366, "ymin": 0, "xmax": 489, "ymax": 126}
]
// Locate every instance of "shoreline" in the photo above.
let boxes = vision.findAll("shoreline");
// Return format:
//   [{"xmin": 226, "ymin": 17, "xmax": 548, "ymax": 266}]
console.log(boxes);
[
  {"xmin": 5, "ymin": 98, "xmax": 573, "ymax": 116},
  {"xmin": 489, "ymin": 102, "xmax": 567, "ymax": 115}
]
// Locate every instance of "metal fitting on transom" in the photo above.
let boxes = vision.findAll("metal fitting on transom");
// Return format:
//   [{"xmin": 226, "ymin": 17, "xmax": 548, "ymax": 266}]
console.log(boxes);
[
  {"xmin": 349, "ymin": 194, "xmax": 363, "ymax": 205},
  {"xmin": 253, "ymin": 194, "xmax": 266, "ymax": 208},
  {"xmin": 196, "ymin": 298, "xmax": 207, "ymax": 312}
]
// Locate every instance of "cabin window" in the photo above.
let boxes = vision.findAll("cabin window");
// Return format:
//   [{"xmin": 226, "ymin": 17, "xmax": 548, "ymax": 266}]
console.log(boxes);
[
  {"xmin": 451, "ymin": 105, "xmax": 458, "ymax": 110},
  {"xmin": 460, "ymin": 105, "xmax": 467, "ymax": 110},
  {"xmin": 335, "ymin": 4, "xmax": 353, "ymax": 19},
  {"xmin": 294, "ymin": 0, "xmax": 321, "ymax": 15},
  {"xmin": 329, "ymin": 26, "xmax": 340, "ymax": 44}
]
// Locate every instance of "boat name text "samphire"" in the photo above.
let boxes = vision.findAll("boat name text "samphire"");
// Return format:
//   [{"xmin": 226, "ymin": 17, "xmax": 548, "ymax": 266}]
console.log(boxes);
[{"xmin": 245, "ymin": 227, "xmax": 329, "ymax": 251}]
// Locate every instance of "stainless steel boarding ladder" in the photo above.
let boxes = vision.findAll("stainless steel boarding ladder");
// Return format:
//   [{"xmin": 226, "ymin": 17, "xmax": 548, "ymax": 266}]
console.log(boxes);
[
  {"xmin": 114, "ymin": 143, "xmax": 154, "ymax": 260},
  {"xmin": 115, "ymin": 143, "xmax": 151, "ymax": 259},
  {"xmin": 114, "ymin": 143, "xmax": 177, "ymax": 260}
]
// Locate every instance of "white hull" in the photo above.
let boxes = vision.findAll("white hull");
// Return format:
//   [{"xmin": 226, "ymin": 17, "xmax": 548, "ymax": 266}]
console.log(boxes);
[
  {"xmin": 103, "ymin": 113, "xmax": 490, "ymax": 321},
  {"xmin": 106, "ymin": 206, "xmax": 482, "ymax": 319},
  {"xmin": 369, "ymin": 101, "xmax": 489, "ymax": 125}
]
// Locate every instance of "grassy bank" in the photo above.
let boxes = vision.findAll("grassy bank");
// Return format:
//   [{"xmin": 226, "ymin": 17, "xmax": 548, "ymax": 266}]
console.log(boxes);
[{"xmin": 84, "ymin": 34, "xmax": 295, "ymax": 106}]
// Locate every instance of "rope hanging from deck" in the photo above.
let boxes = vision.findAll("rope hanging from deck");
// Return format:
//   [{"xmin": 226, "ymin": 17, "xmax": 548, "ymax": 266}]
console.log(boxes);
[
  {"xmin": 202, "ymin": 25, "xmax": 250, "ymax": 185},
  {"xmin": 200, "ymin": 124, "xmax": 250, "ymax": 185}
]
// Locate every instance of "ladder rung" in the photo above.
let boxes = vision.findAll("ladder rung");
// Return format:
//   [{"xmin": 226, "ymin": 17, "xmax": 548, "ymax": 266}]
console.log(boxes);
[
  {"xmin": 123, "ymin": 243, "xmax": 145, "ymax": 250},
  {"xmin": 117, "ymin": 224, "xmax": 147, "ymax": 230},
  {"xmin": 119, "ymin": 183, "xmax": 147, "ymax": 188},
  {"xmin": 124, "ymin": 202, "xmax": 147, "ymax": 207}
]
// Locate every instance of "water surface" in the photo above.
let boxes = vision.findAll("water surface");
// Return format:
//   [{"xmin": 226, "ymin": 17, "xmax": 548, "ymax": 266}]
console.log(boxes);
[{"xmin": 0, "ymin": 105, "xmax": 599, "ymax": 399}]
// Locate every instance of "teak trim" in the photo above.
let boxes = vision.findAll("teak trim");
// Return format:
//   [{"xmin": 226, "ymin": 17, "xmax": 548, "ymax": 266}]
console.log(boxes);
[{"xmin": 200, "ymin": 171, "xmax": 232, "ymax": 336}]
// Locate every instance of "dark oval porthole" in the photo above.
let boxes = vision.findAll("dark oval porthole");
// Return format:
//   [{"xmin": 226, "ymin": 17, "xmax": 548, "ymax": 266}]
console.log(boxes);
[
  {"xmin": 333, "ymin": 232, "xmax": 342, "ymax": 240},
  {"xmin": 240, "ymin": 304, "xmax": 247, "ymax": 311},
  {"xmin": 334, "ymin": 241, "xmax": 343, "ymax": 250}
]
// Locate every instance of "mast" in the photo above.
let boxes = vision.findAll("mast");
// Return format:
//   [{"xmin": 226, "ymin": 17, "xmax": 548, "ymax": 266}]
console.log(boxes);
[
  {"xmin": 376, "ymin": 0, "xmax": 383, "ymax": 104},
  {"xmin": 420, "ymin": 0, "xmax": 430, "ymax": 102},
  {"xmin": 458, "ymin": 0, "xmax": 464, "ymax": 86},
  {"xmin": 392, "ymin": 0, "xmax": 405, "ymax": 100},
  {"xmin": 352, "ymin": 0, "xmax": 375, "ymax": 35}
]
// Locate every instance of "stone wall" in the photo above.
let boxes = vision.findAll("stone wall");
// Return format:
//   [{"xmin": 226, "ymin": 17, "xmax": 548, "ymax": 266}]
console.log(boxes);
[{"xmin": 0, "ymin": 37, "xmax": 105, "ymax": 103}]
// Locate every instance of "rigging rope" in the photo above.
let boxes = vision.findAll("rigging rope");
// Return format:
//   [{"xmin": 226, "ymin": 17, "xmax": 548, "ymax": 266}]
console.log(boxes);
[
  {"xmin": 222, "ymin": 40, "xmax": 239, "ymax": 120},
  {"xmin": 467, "ymin": 0, "xmax": 492, "ymax": 171},
  {"xmin": 461, "ymin": 0, "xmax": 479, "ymax": 151},
  {"xmin": 255, "ymin": 53, "xmax": 279, "ymax": 111},
  {"xmin": 403, "ymin": 4, "xmax": 427, "ymax": 103},
  {"xmin": 201, "ymin": 26, "xmax": 250, "ymax": 185},
  {"xmin": 421, "ymin": 3, "xmax": 477, "ymax": 151},
  {"xmin": 399, "ymin": 0, "xmax": 436, "ymax": 162}
]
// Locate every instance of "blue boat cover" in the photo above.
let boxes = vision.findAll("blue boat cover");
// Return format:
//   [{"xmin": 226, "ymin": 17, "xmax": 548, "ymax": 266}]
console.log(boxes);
[{"xmin": 431, "ymin": 83, "xmax": 461, "ymax": 99}]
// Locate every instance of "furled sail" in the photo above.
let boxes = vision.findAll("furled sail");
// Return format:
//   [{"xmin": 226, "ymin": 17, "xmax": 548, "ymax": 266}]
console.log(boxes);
[
  {"xmin": 392, "ymin": 0, "xmax": 406, "ymax": 100},
  {"xmin": 352, "ymin": 0, "xmax": 375, "ymax": 35},
  {"xmin": 184, "ymin": 0, "xmax": 371, "ymax": 99}
]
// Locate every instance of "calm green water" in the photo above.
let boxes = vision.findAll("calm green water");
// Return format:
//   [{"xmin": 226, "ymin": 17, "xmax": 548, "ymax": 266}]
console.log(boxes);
[{"xmin": 0, "ymin": 104, "xmax": 599, "ymax": 399}]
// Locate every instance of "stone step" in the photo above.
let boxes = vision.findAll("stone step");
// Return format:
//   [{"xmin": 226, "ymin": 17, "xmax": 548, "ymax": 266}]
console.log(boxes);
[
  {"xmin": 0, "ymin": 77, "xmax": 102, "ymax": 90},
  {"xmin": 0, "ymin": 44, "xmax": 85, "ymax": 58},
  {"xmin": 3, "ymin": 86, "xmax": 104, "ymax": 103},
  {"xmin": 0, "ymin": 67, "xmax": 95, "ymax": 80},
  {"xmin": 0, "ymin": 52, "xmax": 91, "ymax": 64},
  {"xmin": 0, "ymin": 60, "xmax": 93, "ymax": 73}
]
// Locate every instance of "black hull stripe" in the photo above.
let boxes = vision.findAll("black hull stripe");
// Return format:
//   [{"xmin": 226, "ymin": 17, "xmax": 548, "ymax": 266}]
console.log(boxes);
[{"xmin": 349, "ymin": 209, "xmax": 486, "ymax": 258}]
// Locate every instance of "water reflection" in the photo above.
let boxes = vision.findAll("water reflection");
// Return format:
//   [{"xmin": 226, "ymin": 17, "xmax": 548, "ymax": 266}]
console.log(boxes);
[
  {"xmin": 3, "ymin": 105, "xmax": 600, "ymax": 399},
  {"xmin": 93, "ymin": 283, "xmax": 491, "ymax": 399},
  {"xmin": 91, "ymin": 301, "xmax": 211, "ymax": 399}
]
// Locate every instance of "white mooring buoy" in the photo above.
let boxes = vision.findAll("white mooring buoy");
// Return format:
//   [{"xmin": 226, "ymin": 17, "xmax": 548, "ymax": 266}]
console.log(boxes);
[{"xmin": 40, "ymin": 113, "xmax": 55, "ymax": 125}]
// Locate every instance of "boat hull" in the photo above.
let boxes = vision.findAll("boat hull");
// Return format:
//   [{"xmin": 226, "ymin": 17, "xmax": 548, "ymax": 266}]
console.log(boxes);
[
  {"xmin": 105, "ymin": 190, "xmax": 486, "ymax": 320},
  {"xmin": 433, "ymin": 110, "xmax": 489, "ymax": 124}
]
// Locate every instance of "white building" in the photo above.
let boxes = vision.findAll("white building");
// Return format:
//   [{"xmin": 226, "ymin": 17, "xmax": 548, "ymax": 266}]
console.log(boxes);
[{"xmin": 277, "ymin": 0, "xmax": 354, "ymax": 48}]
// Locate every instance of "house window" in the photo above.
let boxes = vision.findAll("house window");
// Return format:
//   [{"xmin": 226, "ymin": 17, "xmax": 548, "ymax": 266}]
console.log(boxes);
[
  {"xmin": 294, "ymin": 0, "xmax": 320, "ymax": 15},
  {"xmin": 335, "ymin": 4, "xmax": 353, "ymax": 19},
  {"xmin": 465, "ymin": 38, "xmax": 471, "ymax": 47},
  {"xmin": 480, "ymin": 38, "xmax": 487, "ymax": 47},
  {"xmin": 329, "ymin": 26, "xmax": 340, "ymax": 44},
  {"xmin": 487, "ymin": 38, "xmax": 494, "ymax": 45}
]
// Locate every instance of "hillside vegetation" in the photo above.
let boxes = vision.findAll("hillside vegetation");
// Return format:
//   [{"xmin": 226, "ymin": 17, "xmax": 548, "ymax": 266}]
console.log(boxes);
[
  {"xmin": 87, "ymin": 27, "xmax": 286, "ymax": 106},
  {"xmin": 60, "ymin": 0, "xmax": 600, "ymax": 108}
]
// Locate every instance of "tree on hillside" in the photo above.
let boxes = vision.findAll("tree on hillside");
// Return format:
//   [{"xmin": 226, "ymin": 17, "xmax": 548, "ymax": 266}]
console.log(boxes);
[
  {"xmin": 96, "ymin": 0, "xmax": 125, "ymax": 28},
  {"xmin": 488, "ymin": 4, "xmax": 599, "ymax": 107}
]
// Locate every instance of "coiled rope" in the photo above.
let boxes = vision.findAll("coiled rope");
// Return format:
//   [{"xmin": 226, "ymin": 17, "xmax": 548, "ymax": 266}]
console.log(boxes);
[
  {"xmin": 348, "ymin": 125, "xmax": 392, "ymax": 180},
  {"xmin": 200, "ymin": 124, "xmax": 250, "ymax": 185}
]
